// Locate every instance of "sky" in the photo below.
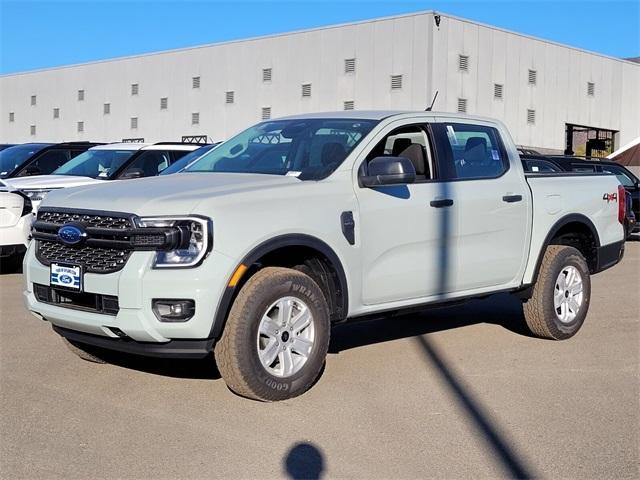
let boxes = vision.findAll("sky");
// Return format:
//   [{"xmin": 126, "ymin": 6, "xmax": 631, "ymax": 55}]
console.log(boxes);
[{"xmin": 0, "ymin": 0, "xmax": 638, "ymax": 75}]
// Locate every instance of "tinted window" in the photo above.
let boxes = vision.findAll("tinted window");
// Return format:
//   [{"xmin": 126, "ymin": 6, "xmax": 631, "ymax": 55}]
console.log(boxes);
[
  {"xmin": 17, "ymin": 149, "xmax": 71, "ymax": 176},
  {"xmin": 119, "ymin": 150, "xmax": 171, "ymax": 178},
  {"xmin": 523, "ymin": 159, "xmax": 561, "ymax": 173},
  {"xmin": 444, "ymin": 124, "xmax": 507, "ymax": 179},
  {"xmin": 572, "ymin": 164, "xmax": 597, "ymax": 173},
  {"xmin": 0, "ymin": 143, "xmax": 50, "ymax": 178},
  {"xmin": 54, "ymin": 149, "xmax": 137, "ymax": 178},
  {"xmin": 186, "ymin": 119, "xmax": 377, "ymax": 180},
  {"xmin": 600, "ymin": 165, "xmax": 636, "ymax": 187}
]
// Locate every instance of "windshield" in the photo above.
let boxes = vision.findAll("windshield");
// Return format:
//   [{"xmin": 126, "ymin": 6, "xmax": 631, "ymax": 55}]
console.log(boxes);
[
  {"xmin": 160, "ymin": 144, "xmax": 216, "ymax": 175},
  {"xmin": 0, "ymin": 143, "xmax": 50, "ymax": 178},
  {"xmin": 53, "ymin": 149, "xmax": 138, "ymax": 179},
  {"xmin": 185, "ymin": 118, "xmax": 377, "ymax": 180}
]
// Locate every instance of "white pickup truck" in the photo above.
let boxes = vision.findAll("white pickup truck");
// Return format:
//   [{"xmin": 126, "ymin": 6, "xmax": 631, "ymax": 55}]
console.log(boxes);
[{"xmin": 23, "ymin": 111, "xmax": 626, "ymax": 401}]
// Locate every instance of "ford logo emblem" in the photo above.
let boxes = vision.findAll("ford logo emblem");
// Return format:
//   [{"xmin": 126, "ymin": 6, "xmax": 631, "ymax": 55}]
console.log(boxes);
[{"xmin": 57, "ymin": 224, "xmax": 86, "ymax": 245}]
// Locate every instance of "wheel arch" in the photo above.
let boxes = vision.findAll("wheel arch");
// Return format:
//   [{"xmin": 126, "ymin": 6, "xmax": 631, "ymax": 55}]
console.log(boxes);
[{"xmin": 209, "ymin": 234, "xmax": 349, "ymax": 339}]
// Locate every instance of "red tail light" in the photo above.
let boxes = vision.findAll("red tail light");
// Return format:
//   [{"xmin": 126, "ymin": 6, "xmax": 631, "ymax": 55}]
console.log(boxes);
[{"xmin": 618, "ymin": 185, "xmax": 626, "ymax": 225}]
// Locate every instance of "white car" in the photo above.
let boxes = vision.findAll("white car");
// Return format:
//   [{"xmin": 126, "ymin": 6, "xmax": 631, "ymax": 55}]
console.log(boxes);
[
  {"xmin": 24, "ymin": 111, "xmax": 626, "ymax": 401},
  {"xmin": 0, "ymin": 179, "xmax": 33, "ymax": 268},
  {"xmin": 6, "ymin": 142, "xmax": 202, "ymax": 211}
]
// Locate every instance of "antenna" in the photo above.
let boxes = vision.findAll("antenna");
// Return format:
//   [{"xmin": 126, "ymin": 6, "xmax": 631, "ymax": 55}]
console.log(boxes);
[{"xmin": 425, "ymin": 90, "xmax": 439, "ymax": 111}]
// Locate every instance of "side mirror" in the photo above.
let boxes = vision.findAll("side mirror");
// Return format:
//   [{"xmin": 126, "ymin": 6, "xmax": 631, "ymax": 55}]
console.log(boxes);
[
  {"xmin": 360, "ymin": 156, "xmax": 416, "ymax": 187},
  {"xmin": 121, "ymin": 168, "xmax": 144, "ymax": 179}
]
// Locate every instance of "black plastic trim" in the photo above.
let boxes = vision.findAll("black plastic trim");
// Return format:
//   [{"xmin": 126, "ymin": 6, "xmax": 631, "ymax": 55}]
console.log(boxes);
[
  {"xmin": 209, "ymin": 234, "xmax": 349, "ymax": 339},
  {"xmin": 595, "ymin": 240, "xmax": 624, "ymax": 273},
  {"xmin": 52, "ymin": 325, "xmax": 213, "ymax": 359}
]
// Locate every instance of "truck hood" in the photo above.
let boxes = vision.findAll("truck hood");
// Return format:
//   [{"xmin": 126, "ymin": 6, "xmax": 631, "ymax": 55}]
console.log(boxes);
[
  {"xmin": 40, "ymin": 172, "xmax": 302, "ymax": 215},
  {"xmin": 5, "ymin": 175, "xmax": 101, "ymax": 190}
]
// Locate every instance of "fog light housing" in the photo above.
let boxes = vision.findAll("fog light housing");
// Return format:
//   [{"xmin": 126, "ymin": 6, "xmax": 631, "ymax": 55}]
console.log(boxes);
[{"xmin": 152, "ymin": 299, "xmax": 195, "ymax": 322}]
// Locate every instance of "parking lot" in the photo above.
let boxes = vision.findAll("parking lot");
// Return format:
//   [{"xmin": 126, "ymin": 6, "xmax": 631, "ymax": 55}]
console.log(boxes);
[{"xmin": 0, "ymin": 242, "xmax": 637, "ymax": 479}]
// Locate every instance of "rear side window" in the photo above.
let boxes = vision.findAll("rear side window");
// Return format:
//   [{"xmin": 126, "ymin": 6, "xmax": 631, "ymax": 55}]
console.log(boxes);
[
  {"xmin": 523, "ymin": 159, "xmax": 561, "ymax": 173},
  {"xmin": 443, "ymin": 123, "xmax": 507, "ymax": 179}
]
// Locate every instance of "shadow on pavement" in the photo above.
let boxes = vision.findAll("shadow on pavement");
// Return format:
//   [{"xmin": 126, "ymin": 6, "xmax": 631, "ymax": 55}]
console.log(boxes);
[
  {"xmin": 284, "ymin": 442, "xmax": 325, "ymax": 480},
  {"xmin": 415, "ymin": 335, "xmax": 534, "ymax": 479},
  {"xmin": 329, "ymin": 292, "xmax": 534, "ymax": 354}
]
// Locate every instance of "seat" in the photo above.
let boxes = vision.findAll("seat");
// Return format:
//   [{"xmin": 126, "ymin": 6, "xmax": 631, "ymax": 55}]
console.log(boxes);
[
  {"xmin": 462, "ymin": 137, "xmax": 489, "ymax": 177},
  {"xmin": 320, "ymin": 142, "xmax": 346, "ymax": 167},
  {"xmin": 392, "ymin": 139, "xmax": 429, "ymax": 180}
]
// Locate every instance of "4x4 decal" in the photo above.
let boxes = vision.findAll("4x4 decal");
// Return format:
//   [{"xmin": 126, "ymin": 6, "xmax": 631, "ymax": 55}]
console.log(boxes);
[{"xmin": 602, "ymin": 192, "xmax": 618, "ymax": 203}]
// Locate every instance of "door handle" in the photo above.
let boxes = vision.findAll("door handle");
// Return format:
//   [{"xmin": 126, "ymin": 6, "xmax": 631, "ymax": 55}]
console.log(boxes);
[
  {"xmin": 430, "ymin": 198, "xmax": 454, "ymax": 208},
  {"xmin": 502, "ymin": 194, "xmax": 523, "ymax": 203}
]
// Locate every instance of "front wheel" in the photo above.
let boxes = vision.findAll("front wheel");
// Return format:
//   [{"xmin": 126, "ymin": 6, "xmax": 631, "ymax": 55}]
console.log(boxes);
[
  {"xmin": 215, "ymin": 267, "xmax": 330, "ymax": 401},
  {"xmin": 523, "ymin": 245, "xmax": 591, "ymax": 340}
]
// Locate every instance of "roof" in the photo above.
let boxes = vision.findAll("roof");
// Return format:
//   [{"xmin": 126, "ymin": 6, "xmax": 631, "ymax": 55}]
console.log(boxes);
[
  {"xmin": 143, "ymin": 144, "xmax": 200, "ymax": 151},
  {"xmin": 277, "ymin": 110, "xmax": 503, "ymax": 124},
  {"xmin": 90, "ymin": 142, "xmax": 150, "ymax": 151},
  {"xmin": 607, "ymin": 137, "xmax": 640, "ymax": 166}
]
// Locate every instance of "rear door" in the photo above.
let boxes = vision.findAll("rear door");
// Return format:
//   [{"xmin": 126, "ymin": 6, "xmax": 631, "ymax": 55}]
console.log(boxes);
[{"xmin": 433, "ymin": 120, "xmax": 532, "ymax": 291}]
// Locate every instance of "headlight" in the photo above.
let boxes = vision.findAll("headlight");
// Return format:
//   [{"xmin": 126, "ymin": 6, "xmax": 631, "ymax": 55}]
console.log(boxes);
[
  {"xmin": 21, "ymin": 189, "xmax": 51, "ymax": 202},
  {"xmin": 135, "ymin": 216, "xmax": 212, "ymax": 268}
]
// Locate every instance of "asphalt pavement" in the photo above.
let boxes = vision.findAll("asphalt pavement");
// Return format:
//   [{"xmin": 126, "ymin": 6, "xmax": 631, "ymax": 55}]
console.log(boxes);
[{"xmin": 1, "ymin": 242, "xmax": 638, "ymax": 479}]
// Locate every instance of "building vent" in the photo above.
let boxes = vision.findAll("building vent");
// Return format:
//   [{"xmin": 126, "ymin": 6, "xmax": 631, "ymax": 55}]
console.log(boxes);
[
  {"xmin": 345, "ymin": 58, "xmax": 356, "ymax": 74},
  {"xmin": 31, "ymin": 95, "xmax": 36, "ymax": 106},
  {"xmin": 130, "ymin": 117, "xmax": 138, "ymax": 129},
  {"xmin": 459, "ymin": 55, "xmax": 469, "ymax": 71},
  {"xmin": 261, "ymin": 107, "xmax": 271, "ymax": 120},
  {"xmin": 160, "ymin": 97, "xmax": 168, "ymax": 110},
  {"xmin": 191, "ymin": 112, "xmax": 200, "ymax": 125},
  {"xmin": 262, "ymin": 68, "xmax": 272, "ymax": 82},
  {"xmin": 457, "ymin": 98, "xmax": 467, "ymax": 113},
  {"xmin": 192, "ymin": 76, "xmax": 200, "ymax": 89},
  {"xmin": 9, "ymin": 112, "xmax": 15, "ymax": 122},
  {"xmin": 77, "ymin": 121, "xmax": 84, "ymax": 133},
  {"xmin": 30, "ymin": 125, "xmax": 36, "ymax": 136},
  {"xmin": 225, "ymin": 91, "xmax": 235, "ymax": 104},
  {"xmin": 494, "ymin": 84, "xmax": 504, "ymax": 99},
  {"xmin": 527, "ymin": 109, "xmax": 536, "ymax": 124},
  {"xmin": 528, "ymin": 70, "xmax": 537, "ymax": 85},
  {"xmin": 587, "ymin": 82, "xmax": 595, "ymax": 96},
  {"xmin": 103, "ymin": 103, "xmax": 111, "ymax": 115},
  {"xmin": 131, "ymin": 83, "xmax": 139, "ymax": 95},
  {"xmin": 391, "ymin": 75, "xmax": 403, "ymax": 90},
  {"xmin": 343, "ymin": 100, "xmax": 355, "ymax": 110},
  {"xmin": 301, "ymin": 83, "xmax": 312, "ymax": 97},
  {"xmin": 78, "ymin": 89, "xmax": 85, "ymax": 101},
  {"xmin": 53, "ymin": 108, "xmax": 60, "ymax": 119}
]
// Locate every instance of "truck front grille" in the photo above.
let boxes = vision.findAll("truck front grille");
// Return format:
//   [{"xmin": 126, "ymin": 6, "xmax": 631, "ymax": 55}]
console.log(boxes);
[{"xmin": 34, "ymin": 208, "xmax": 136, "ymax": 274}]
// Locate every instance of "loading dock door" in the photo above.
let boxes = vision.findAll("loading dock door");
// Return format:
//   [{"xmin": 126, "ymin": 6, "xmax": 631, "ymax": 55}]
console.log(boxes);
[{"xmin": 565, "ymin": 124, "xmax": 618, "ymax": 158}]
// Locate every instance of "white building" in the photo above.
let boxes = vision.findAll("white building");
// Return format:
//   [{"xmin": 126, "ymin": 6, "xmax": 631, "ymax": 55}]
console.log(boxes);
[{"xmin": 1, "ymin": 11, "xmax": 638, "ymax": 154}]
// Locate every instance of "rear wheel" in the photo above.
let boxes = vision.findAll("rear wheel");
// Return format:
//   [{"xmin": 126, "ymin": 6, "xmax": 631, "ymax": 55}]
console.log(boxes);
[
  {"xmin": 215, "ymin": 267, "xmax": 330, "ymax": 401},
  {"xmin": 523, "ymin": 245, "xmax": 591, "ymax": 340},
  {"xmin": 62, "ymin": 338, "xmax": 107, "ymax": 363}
]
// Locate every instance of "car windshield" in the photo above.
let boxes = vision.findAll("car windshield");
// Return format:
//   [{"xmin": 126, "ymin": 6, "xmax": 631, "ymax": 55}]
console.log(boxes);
[
  {"xmin": 160, "ymin": 144, "xmax": 216, "ymax": 175},
  {"xmin": 185, "ymin": 118, "xmax": 377, "ymax": 180},
  {"xmin": 53, "ymin": 149, "xmax": 138, "ymax": 179},
  {"xmin": 0, "ymin": 143, "xmax": 50, "ymax": 178}
]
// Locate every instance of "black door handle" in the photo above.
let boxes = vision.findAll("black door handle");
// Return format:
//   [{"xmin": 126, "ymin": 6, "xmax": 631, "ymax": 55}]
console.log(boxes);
[
  {"xmin": 502, "ymin": 194, "xmax": 523, "ymax": 203},
  {"xmin": 430, "ymin": 199, "xmax": 454, "ymax": 208}
]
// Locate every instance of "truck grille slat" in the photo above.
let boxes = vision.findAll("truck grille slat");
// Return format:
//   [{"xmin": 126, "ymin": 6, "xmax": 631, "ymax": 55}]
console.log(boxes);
[{"xmin": 35, "ymin": 209, "xmax": 135, "ymax": 274}]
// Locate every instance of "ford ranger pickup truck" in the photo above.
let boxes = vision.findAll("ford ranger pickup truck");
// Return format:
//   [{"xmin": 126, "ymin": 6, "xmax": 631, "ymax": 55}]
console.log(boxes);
[{"xmin": 23, "ymin": 111, "xmax": 626, "ymax": 401}]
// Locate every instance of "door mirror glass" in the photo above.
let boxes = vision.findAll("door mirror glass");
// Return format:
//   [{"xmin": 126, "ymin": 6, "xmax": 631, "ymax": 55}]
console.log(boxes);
[{"xmin": 361, "ymin": 156, "xmax": 416, "ymax": 187}]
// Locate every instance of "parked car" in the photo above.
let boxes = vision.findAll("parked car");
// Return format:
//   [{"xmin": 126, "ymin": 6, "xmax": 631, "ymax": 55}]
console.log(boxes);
[
  {"xmin": 0, "ymin": 142, "xmax": 102, "ymax": 179},
  {"xmin": 5, "ymin": 142, "xmax": 203, "ymax": 211},
  {"xmin": 521, "ymin": 154, "xmax": 639, "ymax": 237},
  {"xmin": 25, "ymin": 111, "xmax": 625, "ymax": 401},
  {"xmin": 159, "ymin": 143, "xmax": 219, "ymax": 175},
  {"xmin": 517, "ymin": 147, "xmax": 541, "ymax": 156},
  {"xmin": 0, "ymin": 179, "xmax": 33, "ymax": 269}
]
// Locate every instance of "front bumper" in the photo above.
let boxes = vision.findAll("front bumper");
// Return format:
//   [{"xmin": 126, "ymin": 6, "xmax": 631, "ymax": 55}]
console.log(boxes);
[
  {"xmin": 0, "ymin": 213, "xmax": 32, "ymax": 257},
  {"xmin": 23, "ymin": 243, "xmax": 236, "ymax": 347}
]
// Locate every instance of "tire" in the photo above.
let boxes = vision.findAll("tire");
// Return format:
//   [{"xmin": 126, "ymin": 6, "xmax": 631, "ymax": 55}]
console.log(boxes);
[
  {"xmin": 62, "ymin": 338, "xmax": 107, "ymax": 364},
  {"xmin": 215, "ymin": 267, "xmax": 330, "ymax": 401},
  {"xmin": 523, "ymin": 245, "xmax": 591, "ymax": 340}
]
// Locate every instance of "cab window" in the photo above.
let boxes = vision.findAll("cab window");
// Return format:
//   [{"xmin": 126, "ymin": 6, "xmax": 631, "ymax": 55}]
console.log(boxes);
[{"xmin": 443, "ymin": 123, "xmax": 507, "ymax": 179}]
